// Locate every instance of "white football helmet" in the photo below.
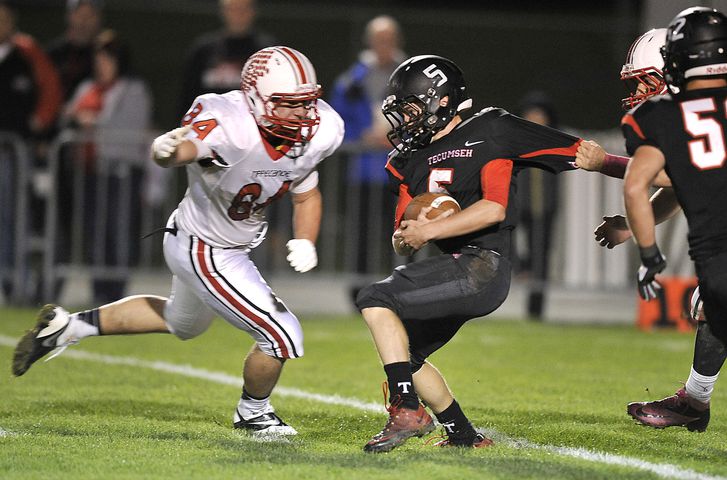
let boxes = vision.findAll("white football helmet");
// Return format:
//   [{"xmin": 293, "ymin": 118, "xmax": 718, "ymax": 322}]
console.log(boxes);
[
  {"xmin": 621, "ymin": 28, "xmax": 668, "ymax": 110},
  {"xmin": 241, "ymin": 46, "xmax": 322, "ymax": 145}
]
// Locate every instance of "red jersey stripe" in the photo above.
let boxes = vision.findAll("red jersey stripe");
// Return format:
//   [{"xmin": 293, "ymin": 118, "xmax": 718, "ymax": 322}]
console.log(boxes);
[
  {"xmin": 519, "ymin": 139, "xmax": 582, "ymax": 159},
  {"xmin": 621, "ymin": 113, "xmax": 647, "ymax": 140},
  {"xmin": 386, "ymin": 159, "xmax": 404, "ymax": 181},
  {"xmin": 395, "ymin": 183, "xmax": 412, "ymax": 228},
  {"xmin": 481, "ymin": 159, "xmax": 513, "ymax": 208},
  {"xmin": 195, "ymin": 239, "xmax": 291, "ymax": 358}
]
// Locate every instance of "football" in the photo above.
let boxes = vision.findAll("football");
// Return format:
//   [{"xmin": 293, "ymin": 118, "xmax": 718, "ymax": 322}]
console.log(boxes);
[{"xmin": 403, "ymin": 192, "xmax": 461, "ymax": 221}]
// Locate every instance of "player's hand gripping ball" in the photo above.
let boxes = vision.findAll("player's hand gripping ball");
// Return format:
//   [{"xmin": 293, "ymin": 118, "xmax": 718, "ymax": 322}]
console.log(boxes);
[{"xmin": 403, "ymin": 192, "xmax": 461, "ymax": 221}]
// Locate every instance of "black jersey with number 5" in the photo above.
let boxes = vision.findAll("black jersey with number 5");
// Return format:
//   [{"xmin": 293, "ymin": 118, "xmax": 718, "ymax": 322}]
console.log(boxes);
[
  {"xmin": 386, "ymin": 107, "xmax": 580, "ymax": 256},
  {"xmin": 622, "ymin": 88, "xmax": 727, "ymax": 262}
]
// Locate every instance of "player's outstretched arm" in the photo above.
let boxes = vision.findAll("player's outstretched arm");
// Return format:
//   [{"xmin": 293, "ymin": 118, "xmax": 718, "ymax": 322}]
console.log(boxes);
[
  {"xmin": 624, "ymin": 145, "xmax": 667, "ymax": 300},
  {"xmin": 595, "ymin": 187, "xmax": 681, "ymax": 249},
  {"xmin": 151, "ymin": 125, "xmax": 210, "ymax": 168}
]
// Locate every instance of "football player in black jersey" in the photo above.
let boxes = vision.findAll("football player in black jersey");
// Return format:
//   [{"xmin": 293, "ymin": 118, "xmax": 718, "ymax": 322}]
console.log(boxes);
[
  {"xmin": 576, "ymin": 26, "xmax": 718, "ymax": 431},
  {"xmin": 355, "ymin": 54, "xmax": 594, "ymax": 452},
  {"xmin": 623, "ymin": 6, "xmax": 727, "ymax": 433}
]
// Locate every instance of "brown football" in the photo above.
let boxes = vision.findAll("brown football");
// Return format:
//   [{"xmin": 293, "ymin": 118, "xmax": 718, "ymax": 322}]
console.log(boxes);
[{"xmin": 403, "ymin": 192, "xmax": 461, "ymax": 221}]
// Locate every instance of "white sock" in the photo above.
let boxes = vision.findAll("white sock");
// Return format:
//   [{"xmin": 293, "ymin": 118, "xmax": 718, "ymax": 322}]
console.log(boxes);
[
  {"xmin": 685, "ymin": 366, "xmax": 719, "ymax": 404},
  {"xmin": 57, "ymin": 314, "xmax": 100, "ymax": 345},
  {"xmin": 236, "ymin": 391, "xmax": 272, "ymax": 420}
]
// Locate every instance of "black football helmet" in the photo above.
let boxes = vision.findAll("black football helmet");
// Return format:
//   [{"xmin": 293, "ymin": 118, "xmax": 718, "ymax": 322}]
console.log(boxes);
[
  {"xmin": 382, "ymin": 55, "xmax": 472, "ymax": 154},
  {"xmin": 662, "ymin": 6, "xmax": 727, "ymax": 91}
]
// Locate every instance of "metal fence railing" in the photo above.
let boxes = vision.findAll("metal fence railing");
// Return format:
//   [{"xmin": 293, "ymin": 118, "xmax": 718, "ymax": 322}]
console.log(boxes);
[
  {"xmin": 0, "ymin": 132, "xmax": 34, "ymax": 304},
  {"xmin": 1, "ymin": 128, "xmax": 694, "ymax": 307}
]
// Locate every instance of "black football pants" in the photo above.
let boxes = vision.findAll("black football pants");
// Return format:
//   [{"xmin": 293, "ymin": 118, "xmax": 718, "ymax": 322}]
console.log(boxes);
[
  {"xmin": 696, "ymin": 252, "xmax": 727, "ymax": 346},
  {"xmin": 356, "ymin": 247, "xmax": 511, "ymax": 370}
]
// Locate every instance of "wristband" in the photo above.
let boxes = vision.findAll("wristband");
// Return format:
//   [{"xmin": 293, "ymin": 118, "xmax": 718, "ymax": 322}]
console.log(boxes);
[
  {"xmin": 639, "ymin": 244, "xmax": 662, "ymax": 266},
  {"xmin": 601, "ymin": 153, "xmax": 629, "ymax": 179}
]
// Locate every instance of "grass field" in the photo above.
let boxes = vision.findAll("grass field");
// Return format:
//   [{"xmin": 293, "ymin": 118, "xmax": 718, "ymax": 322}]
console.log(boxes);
[{"xmin": 0, "ymin": 306, "xmax": 726, "ymax": 479}]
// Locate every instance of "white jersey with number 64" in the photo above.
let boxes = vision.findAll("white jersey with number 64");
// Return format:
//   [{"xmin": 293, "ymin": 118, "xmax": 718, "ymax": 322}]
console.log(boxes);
[{"xmin": 175, "ymin": 90, "xmax": 343, "ymax": 248}]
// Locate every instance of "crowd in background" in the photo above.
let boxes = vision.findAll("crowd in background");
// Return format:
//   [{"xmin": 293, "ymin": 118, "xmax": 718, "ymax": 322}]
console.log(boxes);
[{"xmin": 0, "ymin": 0, "xmax": 560, "ymax": 316}]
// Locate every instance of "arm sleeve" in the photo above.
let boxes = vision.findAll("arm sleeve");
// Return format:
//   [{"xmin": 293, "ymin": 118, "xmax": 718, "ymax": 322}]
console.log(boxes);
[
  {"xmin": 495, "ymin": 112, "xmax": 580, "ymax": 173},
  {"xmin": 481, "ymin": 159, "xmax": 513, "ymax": 208},
  {"xmin": 181, "ymin": 96, "xmax": 236, "ymax": 166},
  {"xmin": 393, "ymin": 183, "xmax": 413, "ymax": 229},
  {"xmin": 291, "ymin": 170, "xmax": 319, "ymax": 194}
]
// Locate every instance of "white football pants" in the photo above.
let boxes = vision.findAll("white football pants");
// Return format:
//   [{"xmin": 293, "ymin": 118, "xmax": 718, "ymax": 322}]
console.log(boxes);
[{"xmin": 161, "ymin": 219, "xmax": 303, "ymax": 359}]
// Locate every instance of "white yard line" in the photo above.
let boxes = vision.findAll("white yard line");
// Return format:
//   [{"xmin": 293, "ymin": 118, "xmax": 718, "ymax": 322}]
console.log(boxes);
[{"xmin": 0, "ymin": 335, "xmax": 723, "ymax": 480}]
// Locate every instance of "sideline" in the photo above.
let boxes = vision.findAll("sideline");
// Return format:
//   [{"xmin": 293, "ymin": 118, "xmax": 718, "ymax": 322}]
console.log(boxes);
[{"xmin": 0, "ymin": 335, "xmax": 723, "ymax": 480}]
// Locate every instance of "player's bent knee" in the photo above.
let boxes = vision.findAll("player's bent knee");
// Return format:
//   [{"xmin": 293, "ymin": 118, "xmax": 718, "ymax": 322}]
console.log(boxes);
[
  {"xmin": 164, "ymin": 312, "xmax": 213, "ymax": 340},
  {"xmin": 355, "ymin": 283, "xmax": 394, "ymax": 313},
  {"xmin": 166, "ymin": 321, "xmax": 208, "ymax": 340}
]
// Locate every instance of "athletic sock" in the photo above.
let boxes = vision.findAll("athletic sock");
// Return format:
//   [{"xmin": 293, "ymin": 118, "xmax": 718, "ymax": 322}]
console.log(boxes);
[
  {"xmin": 383, "ymin": 361, "xmax": 419, "ymax": 410},
  {"xmin": 685, "ymin": 366, "xmax": 719, "ymax": 406},
  {"xmin": 435, "ymin": 399, "xmax": 477, "ymax": 443},
  {"xmin": 57, "ymin": 309, "xmax": 101, "ymax": 344},
  {"xmin": 237, "ymin": 387, "xmax": 272, "ymax": 419}
]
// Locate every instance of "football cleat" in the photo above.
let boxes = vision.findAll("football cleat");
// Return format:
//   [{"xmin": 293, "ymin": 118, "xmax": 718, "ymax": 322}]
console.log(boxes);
[
  {"xmin": 627, "ymin": 388, "xmax": 710, "ymax": 432},
  {"xmin": 12, "ymin": 304, "xmax": 73, "ymax": 377},
  {"xmin": 429, "ymin": 432, "xmax": 494, "ymax": 448},
  {"xmin": 363, "ymin": 402, "xmax": 435, "ymax": 453},
  {"xmin": 233, "ymin": 408, "xmax": 298, "ymax": 436}
]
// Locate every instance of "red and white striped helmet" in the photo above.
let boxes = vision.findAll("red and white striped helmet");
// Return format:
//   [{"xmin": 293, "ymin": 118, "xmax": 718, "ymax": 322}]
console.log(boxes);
[
  {"xmin": 241, "ymin": 46, "xmax": 322, "ymax": 144},
  {"xmin": 621, "ymin": 28, "xmax": 668, "ymax": 110}
]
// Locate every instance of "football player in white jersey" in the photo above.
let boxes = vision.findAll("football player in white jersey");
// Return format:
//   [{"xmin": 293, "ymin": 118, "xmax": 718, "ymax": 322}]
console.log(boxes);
[{"xmin": 12, "ymin": 46, "xmax": 344, "ymax": 436}]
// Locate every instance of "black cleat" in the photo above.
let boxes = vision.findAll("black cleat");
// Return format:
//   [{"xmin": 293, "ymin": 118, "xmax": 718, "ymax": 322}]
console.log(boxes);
[
  {"xmin": 233, "ymin": 408, "xmax": 298, "ymax": 436},
  {"xmin": 12, "ymin": 304, "xmax": 71, "ymax": 377}
]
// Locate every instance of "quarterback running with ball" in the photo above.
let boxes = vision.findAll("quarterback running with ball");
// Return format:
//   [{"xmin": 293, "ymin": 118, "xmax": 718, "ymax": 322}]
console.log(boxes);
[
  {"xmin": 355, "ymin": 55, "xmax": 606, "ymax": 452},
  {"xmin": 13, "ymin": 46, "xmax": 344, "ymax": 436}
]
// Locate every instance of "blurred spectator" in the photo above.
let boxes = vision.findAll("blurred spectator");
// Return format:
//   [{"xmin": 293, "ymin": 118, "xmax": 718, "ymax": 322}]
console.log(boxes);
[
  {"xmin": 178, "ymin": 0, "xmax": 275, "ymax": 119},
  {"xmin": 12, "ymin": 35, "xmax": 62, "ymax": 138},
  {"xmin": 47, "ymin": 0, "xmax": 103, "ymax": 103},
  {"xmin": 0, "ymin": 2, "xmax": 35, "ymax": 137},
  {"xmin": 0, "ymin": 1, "xmax": 35, "ymax": 301},
  {"xmin": 329, "ymin": 15, "xmax": 406, "ymax": 273},
  {"xmin": 60, "ymin": 29, "xmax": 152, "ymax": 304},
  {"xmin": 514, "ymin": 90, "xmax": 561, "ymax": 319}
]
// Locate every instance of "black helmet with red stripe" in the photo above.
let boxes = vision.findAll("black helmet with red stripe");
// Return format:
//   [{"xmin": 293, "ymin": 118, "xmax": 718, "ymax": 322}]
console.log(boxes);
[
  {"xmin": 241, "ymin": 46, "xmax": 322, "ymax": 146},
  {"xmin": 662, "ymin": 7, "xmax": 727, "ymax": 91},
  {"xmin": 382, "ymin": 55, "xmax": 472, "ymax": 154}
]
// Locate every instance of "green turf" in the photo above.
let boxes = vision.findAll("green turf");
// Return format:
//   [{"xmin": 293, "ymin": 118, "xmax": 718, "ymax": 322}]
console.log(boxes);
[{"xmin": 0, "ymin": 307, "xmax": 725, "ymax": 479}]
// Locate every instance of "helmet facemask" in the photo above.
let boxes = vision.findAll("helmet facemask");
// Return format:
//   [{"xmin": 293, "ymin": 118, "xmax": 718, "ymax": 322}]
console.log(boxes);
[
  {"xmin": 382, "ymin": 94, "xmax": 441, "ymax": 153},
  {"xmin": 621, "ymin": 66, "xmax": 666, "ymax": 110},
  {"xmin": 620, "ymin": 28, "xmax": 668, "ymax": 109},
  {"xmin": 257, "ymin": 89, "xmax": 321, "ymax": 145}
]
